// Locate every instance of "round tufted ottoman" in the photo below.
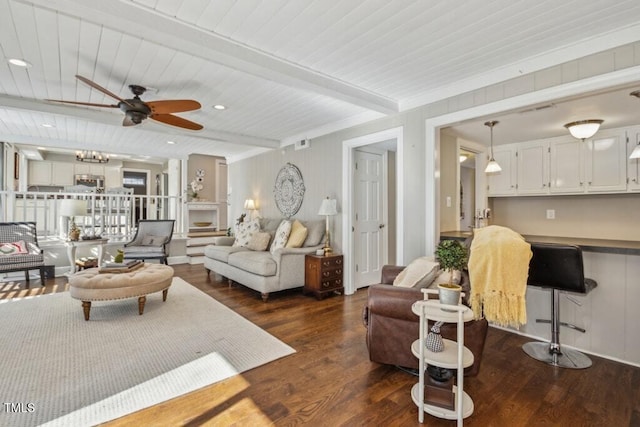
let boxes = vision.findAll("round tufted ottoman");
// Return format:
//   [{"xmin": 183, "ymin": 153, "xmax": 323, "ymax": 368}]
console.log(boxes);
[{"xmin": 68, "ymin": 263, "xmax": 174, "ymax": 320}]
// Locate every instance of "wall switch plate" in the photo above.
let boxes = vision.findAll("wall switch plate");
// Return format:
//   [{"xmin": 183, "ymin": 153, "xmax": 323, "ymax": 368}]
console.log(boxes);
[
  {"xmin": 546, "ymin": 209, "xmax": 555, "ymax": 219},
  {"xmin": 446, "ymin": 196, "xmax": 451, "ymax": 207}
]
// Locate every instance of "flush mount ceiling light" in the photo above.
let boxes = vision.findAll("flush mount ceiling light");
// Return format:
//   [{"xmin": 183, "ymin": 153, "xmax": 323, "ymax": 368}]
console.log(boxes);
[
  {"xmin": 8, "ymin": 58, "xmax": 32, "ymax": 67},
  {"xmin": 564, "ymin": 119, "xmax": 603, "ymax": 141},
  {"xmin": 76, "ymin": 150, "xmax": 109, "ymax": 164},
  {"xmin": 484, "ymin": 120, "xmax": 502, "ymax": 174},
  {"xmin": 213, "ymin": 104, "xmax": 226, "ymax": 110}
]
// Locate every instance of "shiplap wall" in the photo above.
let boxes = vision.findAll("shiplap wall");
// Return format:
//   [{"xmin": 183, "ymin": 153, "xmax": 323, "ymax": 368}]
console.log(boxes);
[{"xmin": 231, "ymin": 41, "xmax": 640, "ymax": 264}]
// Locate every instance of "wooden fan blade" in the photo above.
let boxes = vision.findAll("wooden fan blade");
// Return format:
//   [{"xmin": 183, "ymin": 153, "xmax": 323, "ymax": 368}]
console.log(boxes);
[
  {"xmin": 45, "ymin": 99, "xmax": 119, "ymax": 108},
  {"xmin": 146, "ymin": 100, "xmax": 201, "ymax": 114},
  {"xmin": 75, "ymin": 75, "xmax": 133, "ymax": 108},
  {"xmin": 150, "ymin": 113, "xmax": 203, "ymax": 130}
]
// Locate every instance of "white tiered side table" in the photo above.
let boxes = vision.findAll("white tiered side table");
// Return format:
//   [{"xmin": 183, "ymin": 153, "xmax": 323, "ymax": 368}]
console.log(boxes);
[{"xmin": 411, "ymin": 290, "xmax": 475, "ymax": 426}]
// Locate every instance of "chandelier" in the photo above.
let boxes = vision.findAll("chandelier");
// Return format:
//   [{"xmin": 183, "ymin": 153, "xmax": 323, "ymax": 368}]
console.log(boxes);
[{"xmin": 76, "ymin": 150, "xmax": 109, "ymax": 164}]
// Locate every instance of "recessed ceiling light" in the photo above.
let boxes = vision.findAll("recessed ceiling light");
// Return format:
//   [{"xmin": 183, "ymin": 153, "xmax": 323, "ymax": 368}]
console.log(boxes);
[
  {"xmin": 167, "ymin": 140, "xmax": 176, "ymax": 144},
  {"xmin": 8, "ymin": 58, "xmax": 32, "ymax": 68},
  {"xmin": 213, "ymin": 104, "xmax": 226, "ymax": 110},
  {"xmin": 41, "ymin": 123, "xmax": 54, "ymax": 128}
]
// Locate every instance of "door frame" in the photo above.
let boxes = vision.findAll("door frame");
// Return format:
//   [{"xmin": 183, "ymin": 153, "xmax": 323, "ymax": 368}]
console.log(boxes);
[
  {"xmin": 424, "ymin": 66, "xmax": 640, "ymax": 256},
  {"xmin": 457, "ymin": 138, "xmax": 486, "ymax": 231},
  {"xmin": 342, "ymin": 126, "xmax": 404, "ymax": 296}
]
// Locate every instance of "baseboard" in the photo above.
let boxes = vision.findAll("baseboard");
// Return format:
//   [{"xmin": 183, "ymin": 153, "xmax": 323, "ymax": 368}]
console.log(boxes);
[{"xmin": 167, "ymin": 256, "xmax": 189, "ymax": 265}]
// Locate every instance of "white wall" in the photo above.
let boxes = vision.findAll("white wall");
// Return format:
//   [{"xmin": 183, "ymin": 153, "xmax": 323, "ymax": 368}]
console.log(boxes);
[{"xmin": 230, "ymin": 40, "xmax": 640, "ymax": 265}]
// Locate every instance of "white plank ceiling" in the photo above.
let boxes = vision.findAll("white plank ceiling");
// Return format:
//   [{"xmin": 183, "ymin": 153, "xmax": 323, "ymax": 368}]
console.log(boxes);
[{"xmin": 1, "ymin": 0, "xmax": 640, "ymax": 162}]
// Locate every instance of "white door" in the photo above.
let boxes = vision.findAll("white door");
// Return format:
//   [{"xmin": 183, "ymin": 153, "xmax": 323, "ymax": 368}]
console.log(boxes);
[{"xmin": 353, "ymin": 149, "xmax": 387, "ymax": 289}]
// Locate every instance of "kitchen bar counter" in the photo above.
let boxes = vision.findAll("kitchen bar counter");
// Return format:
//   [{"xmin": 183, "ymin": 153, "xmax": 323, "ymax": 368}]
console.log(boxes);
[
  {"xmin": 441, "ymin": 229, "xmax": 640, "ymax": 367},
  {"xmin": 440, "ymin": 230, "xmax": 640, "ymax": 256}
]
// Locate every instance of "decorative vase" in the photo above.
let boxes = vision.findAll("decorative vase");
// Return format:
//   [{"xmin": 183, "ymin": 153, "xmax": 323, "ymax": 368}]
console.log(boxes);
[{"xmin": 438, "ymin": 283, "xmax": 462, "ymax": 308}]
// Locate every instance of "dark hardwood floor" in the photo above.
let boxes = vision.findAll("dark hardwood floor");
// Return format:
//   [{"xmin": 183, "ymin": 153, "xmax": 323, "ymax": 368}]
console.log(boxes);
[{"xmin": 3, "ymin": 264, "xmax": 639, "ymax": 426}]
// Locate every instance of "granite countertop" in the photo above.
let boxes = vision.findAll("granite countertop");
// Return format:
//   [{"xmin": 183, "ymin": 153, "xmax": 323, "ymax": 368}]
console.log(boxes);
[{"xmin": 440, "ymin": 230, "xmax": 640, "ymax": 256}]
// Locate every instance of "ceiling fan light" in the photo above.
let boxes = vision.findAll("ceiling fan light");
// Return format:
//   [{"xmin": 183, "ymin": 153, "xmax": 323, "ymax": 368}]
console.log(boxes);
[
  {"xmin": 564, "ymin": 119, "xmax": 603, "ymax": 140},
  {"xmin": 485, "ymin": 159, "xmax": 502, "ymax": 173},
  {"xmin": 630, "ymin": 144, "xmax": 640, "ymax": 159}
]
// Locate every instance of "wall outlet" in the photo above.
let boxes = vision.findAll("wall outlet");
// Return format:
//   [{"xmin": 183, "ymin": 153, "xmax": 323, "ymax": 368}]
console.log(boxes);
[{"xmin": 546, "ymin": 209, "xmax": 555, "ymax": 219}]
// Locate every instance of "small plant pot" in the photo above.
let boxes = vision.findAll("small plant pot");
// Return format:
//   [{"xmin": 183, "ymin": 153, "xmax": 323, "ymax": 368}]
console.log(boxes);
[{"xmin": 438, "ymin": 283, "xmax": 462, "ymax": 308}]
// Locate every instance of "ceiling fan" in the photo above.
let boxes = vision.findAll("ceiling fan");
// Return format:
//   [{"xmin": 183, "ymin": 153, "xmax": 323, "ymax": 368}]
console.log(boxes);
[{"xmin": 46, "ymin": 75, "xmax": 203, "ymax": 130}]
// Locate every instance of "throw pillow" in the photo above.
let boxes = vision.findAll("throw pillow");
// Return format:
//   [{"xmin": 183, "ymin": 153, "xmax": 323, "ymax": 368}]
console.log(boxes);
[
  {"xmin": 233, "ymin": 219, "xmax": 260, "ymax": 247},
  {"xmin": 302, "ymin": 220, "xmax": 325, "ymax": 247},
  {"xmin": 141, "ymin": 235, "xmax": 167, "ymax": 246},
  {"xmin": 393, "ymin": 257, "xmax": 440, "ymax": 288},
  {"xmin": 0, "ymin": 240, "xmax": 28, "ymax": 255},
  {"xmin": 270, "ymin": 220, "xmax": 292, "ymax": 254},
  {"xmin": 285, "ymin": 220, "xmax": 308, "ymax": 248},
  {"xmin": 247, "ymin": 232, "xmax": 271, "ymax": 251}
]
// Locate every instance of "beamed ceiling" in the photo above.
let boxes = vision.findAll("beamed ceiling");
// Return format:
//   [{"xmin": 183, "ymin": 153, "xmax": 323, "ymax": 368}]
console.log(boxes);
[{"xmin": 2, "ymin": 0, "xmax": 640, "ymax": 163}]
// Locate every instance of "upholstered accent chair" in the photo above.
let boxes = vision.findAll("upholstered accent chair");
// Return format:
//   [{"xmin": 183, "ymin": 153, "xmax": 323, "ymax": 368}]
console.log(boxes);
[
  {"xmin": 123, "ymin": 220, "xmax": 175, "ymax": 264},
  {"xmin": 0, "ymin": 222, "xmax": 46, "ymax": 284}
]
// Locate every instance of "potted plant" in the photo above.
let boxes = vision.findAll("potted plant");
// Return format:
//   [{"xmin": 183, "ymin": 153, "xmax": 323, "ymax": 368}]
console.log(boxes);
[{"xmin": 434, "ymin": 239, "xmax": 468, "ymax": 306}]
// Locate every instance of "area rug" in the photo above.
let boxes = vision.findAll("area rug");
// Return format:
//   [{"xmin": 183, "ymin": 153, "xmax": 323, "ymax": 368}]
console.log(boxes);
[{"xmin": 0, "ymin": 277, "xmax": 295, "ymax": 427}]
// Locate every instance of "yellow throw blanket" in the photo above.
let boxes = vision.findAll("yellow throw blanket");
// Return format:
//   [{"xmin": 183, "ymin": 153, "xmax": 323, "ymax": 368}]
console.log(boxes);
[{"xmin": 468, "ymin": 225, "xmax": 532, "ymax": 328}]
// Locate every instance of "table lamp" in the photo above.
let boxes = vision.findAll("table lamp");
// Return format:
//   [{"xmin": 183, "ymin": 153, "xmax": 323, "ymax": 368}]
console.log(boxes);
[
  {"xmin": 60, "ymin": 199, "xmax": 87, "ymax": 240},
  {"xmin": 318, "ymin": 197, "xmax": 338, "ymax": 254}
]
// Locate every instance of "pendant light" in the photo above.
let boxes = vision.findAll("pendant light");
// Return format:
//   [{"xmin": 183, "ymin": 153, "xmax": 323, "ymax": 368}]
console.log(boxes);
[{"xmin": 484, "ymin": 120, "xmax": 502, "ymax": 173}]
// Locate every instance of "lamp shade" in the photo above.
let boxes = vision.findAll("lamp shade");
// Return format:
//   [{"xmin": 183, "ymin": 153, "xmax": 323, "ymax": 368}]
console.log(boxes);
[
  {"xmin": 243, "ymin": 199, "xmax": 256, "ymax": 210},
  {"xmin": 485, "ymin": 159, "xmax": 502, "ymax": 173},
  {"xmin": 318, "ymin": 198, "xmax": 337, "ymax": 216},
  {"xmin": 564, "ymin": 120, "xmax": 603, "ymax": 140},
  {"xmin": 60, "ymin": 199, "xmax": 87, "ymax": 217}
]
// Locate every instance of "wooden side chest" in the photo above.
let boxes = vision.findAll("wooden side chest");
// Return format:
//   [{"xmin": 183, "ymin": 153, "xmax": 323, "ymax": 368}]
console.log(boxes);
[{"xmin": 304, "ymin": 254, "xmax": 344, "ymax": 300}]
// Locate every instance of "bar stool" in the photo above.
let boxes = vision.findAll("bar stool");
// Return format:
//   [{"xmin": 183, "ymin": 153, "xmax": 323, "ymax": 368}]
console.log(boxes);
[{"xmin": 522, "ymin": 243, "xmax": 597, "ymax": 369}]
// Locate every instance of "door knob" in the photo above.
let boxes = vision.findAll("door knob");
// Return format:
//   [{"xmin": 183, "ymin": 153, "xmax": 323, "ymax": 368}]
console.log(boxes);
[{"xmin": 379, "ymin": 224, "xmax": 385, "ymax": 229}]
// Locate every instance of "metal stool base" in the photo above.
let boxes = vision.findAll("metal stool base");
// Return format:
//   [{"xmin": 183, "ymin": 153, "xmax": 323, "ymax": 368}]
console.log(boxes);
[{"xmin": 522, "ymin": 342, "xmax": 592, "ymax": 369}]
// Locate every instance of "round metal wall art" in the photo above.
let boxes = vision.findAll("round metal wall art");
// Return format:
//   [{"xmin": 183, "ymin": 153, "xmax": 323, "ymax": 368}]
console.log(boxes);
[{"xmin": 274, "ymin": 163, "xmax": 305, "ymax": 218}]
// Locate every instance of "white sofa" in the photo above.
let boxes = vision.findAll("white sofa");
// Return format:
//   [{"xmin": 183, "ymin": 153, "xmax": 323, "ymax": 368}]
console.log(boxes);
[{"xmin": 203, "ymin": 218, "xmax": 325, "ymax": 301}]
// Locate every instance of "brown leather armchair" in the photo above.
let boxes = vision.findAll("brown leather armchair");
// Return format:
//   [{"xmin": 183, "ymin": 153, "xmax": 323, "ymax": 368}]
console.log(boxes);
[{"xmin": 362, "ymin": 265, "xmax": 488, "ymax": 376}]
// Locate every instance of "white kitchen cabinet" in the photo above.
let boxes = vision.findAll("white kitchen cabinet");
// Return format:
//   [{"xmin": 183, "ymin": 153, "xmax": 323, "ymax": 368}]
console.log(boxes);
[
  {"xmin": 104, "ymin": 167, "xmax": 122, "ymax": 188},
  {"xmin": 30, "ymin": 160, "xmax": 86, "ymax": 186},
  {"xmin": 550, "ymin": 131, "xmax": 626, "ymax": 194},
  {"xmin": 549, "ymin": 138, "xmax": 584, "ymax": 193},
  {"xmin": 487, "ymin": 145, "xmax": 517, "ymax": 196},
  {"xmin": 74, "ymin": 163, "xmax": 90, "ymax": 175},
  {"xmin": 28, "ymin": 161, "xmax": 53, "ymax": 186},
  {"xmin": 584, "ymin": 130, "xmax": 627, "ymax": 193},
  {"xmin": 627, "ymin": 127, "xmax": 640, "ymax": 191},
  {"xmin": 74, "ymin": 163, "xmax": 105, "ymax": 177},
  {"xmin": 517, "ymin": 140, "xmax": 550, "ymax": 195},
  {"xmin": 51, "ymin": 162, "xmax": 74, "ymax": 185}
]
